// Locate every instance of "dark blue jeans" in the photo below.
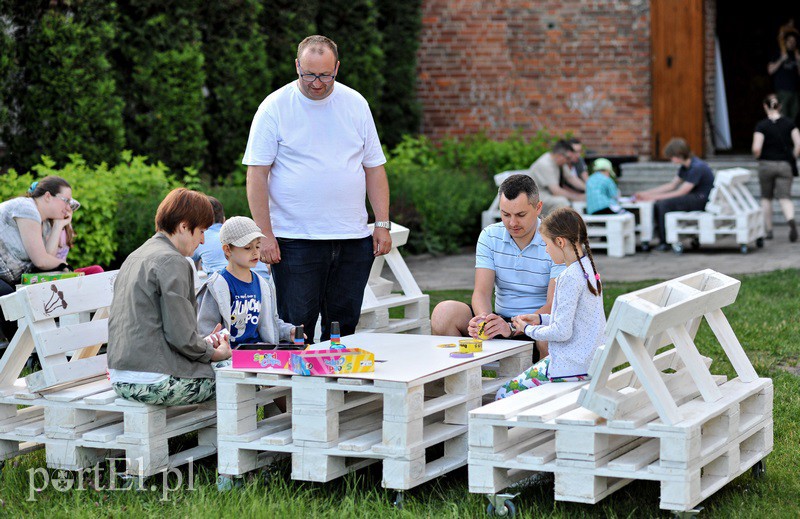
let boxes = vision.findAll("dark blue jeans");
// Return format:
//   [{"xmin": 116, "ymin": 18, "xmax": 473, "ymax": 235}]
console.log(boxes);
[
  {"xmin": 272, "ymin": 237, "xmax": 374, "ymax": 343},
  {"xmin": 654, "ymin": 194, "xmax": 708, "ymax": 242}
]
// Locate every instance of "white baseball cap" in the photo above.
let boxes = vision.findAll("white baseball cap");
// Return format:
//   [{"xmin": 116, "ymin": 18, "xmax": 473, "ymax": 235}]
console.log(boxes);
[{"xmin": 219, "ymin": 216, "xmax": 266, "ymax": 247}]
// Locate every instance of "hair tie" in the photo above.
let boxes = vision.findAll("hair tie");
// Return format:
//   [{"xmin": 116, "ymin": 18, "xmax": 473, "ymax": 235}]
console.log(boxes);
[
  {"xmin": 583, "ymin": 273, "xmax": 589, "ymax": 279},
  {"xmin": 595, "ymin": 274, "xmax": 601, "ymax": 281},
  {"xmin": 28, "ymin": 181, "xmax": 38, "ymax": 194}
]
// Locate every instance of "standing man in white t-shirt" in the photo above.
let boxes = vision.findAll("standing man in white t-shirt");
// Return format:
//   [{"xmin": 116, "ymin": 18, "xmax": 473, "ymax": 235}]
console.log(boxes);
[{"xmin": 243, "ymin": 35, "xmax": 391, "ymax": 342}]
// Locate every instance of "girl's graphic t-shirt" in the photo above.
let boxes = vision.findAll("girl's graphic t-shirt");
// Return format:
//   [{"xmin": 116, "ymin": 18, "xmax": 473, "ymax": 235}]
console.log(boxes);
[{"xmin": 221, "ymin": 269, "xmax": 262, "ymax": 344}]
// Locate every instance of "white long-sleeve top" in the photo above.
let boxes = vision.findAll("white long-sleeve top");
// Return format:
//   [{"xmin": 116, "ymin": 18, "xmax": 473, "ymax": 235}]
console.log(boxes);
[{"xmin": 523, "ymin": 256, "xmax": 605, "ymax": 378}]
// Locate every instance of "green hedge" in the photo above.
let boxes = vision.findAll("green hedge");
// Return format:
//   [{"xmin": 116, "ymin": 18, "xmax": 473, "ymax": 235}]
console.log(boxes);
[
  {"xmin": 385, "ymin": 132, "xmax": 555, "ymax": 254},
  {"xmin": 1, "ymin": 1, "xmax": 424, "ymax": 180}
]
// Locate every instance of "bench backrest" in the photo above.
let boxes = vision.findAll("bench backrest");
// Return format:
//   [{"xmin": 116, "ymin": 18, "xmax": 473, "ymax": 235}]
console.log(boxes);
[
  {"xmin": 705, "ymin": 168, "xmax": 760, "ymax": 216},
  {"xmin": 0, "ymin": 271, "xmax": 118, "ymax": 393},
  {"xmin": 578, "ymin": 269, "xmax": 759, "ymax": 426}
]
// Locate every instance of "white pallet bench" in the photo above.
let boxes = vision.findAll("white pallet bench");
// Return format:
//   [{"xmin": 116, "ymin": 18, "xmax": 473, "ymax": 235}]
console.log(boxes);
[
  {"xmin": 572, "ymin": 200, "xmax": 654, "ymax": 250},
  {"xmin": 216, "ymin": 333, "xmax": 533, "ymax": 499},
  {"xmin": 665, "ymin": 168, "xmax": 766, "ymax": 254},
  {"xmin": 573, "ymin": 211, "xmax": 636, "ymax": 258},
  {"xmin": 0, "ymin": 272, "xmax": 219, "ymax": 476},
  {"xmin": 468, "ymin": 270, "xmax": 772, "ymax": 515},
  {"xmin": 358, "ymin": 223, "xmax": 430, "ymax": 336}
]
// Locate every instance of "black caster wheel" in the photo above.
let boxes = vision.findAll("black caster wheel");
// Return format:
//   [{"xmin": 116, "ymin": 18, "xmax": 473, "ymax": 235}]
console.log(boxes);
[
  {"xmin": 690, "ymin": 238, "xmax": 700, "ymax": 250},
  {"xmin": 640, "ymin": 241, "xmax": 651, "ymax": 252},
  {"xmin": 487, "ymin": 500, "xmax": 516, "ymax": 517},
  {"xmin": 740, "ymin": 244, "xmax": 749, "ymax": 254},
  {"xmin": 752, "ymin": 459, "xmax": 766, "ymax": 479},
  {"xmin": 392, "ymin": 491, "xmax": 404, "ymax": 509},
  {"xmin": 672, "ymin": 243, "xmax": 684, "ymax": 255},
  {"xmin": 756, "ymin": 237, "xmax": 764, "ymax": 248}
]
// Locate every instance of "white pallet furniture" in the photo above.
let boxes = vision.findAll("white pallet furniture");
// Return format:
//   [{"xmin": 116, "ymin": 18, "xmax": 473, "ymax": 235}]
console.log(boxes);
[
  {"xmin": 216, "ymin": 333, "xmax": 533, "ymax": 500},
  {"xmin": 572, "ymin": 200, "xmax": 654, "ymax": 250},
  {"xmin": 573, "ymin": 211, "xmax": 636, "ymax": 258},
  {"xmin": 0, "ymin": 272, "xmax": 218, "ymax": 476},
  {"xmin": 665, "ymin": 168, "xmax": 766, "ymax": 254},
  {"xmin": 481, "ymin": 170, "xmax": 525, "ymax": 229},
  {"xmin": 468, "ymin": 270, "xmax": 771, "ymax": 515},
  {"xmin": 358, "ymin": 223, "xmax": 430, "ymax": 335}
]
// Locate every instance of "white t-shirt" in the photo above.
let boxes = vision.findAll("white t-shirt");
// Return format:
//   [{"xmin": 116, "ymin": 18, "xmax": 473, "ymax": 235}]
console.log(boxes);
[{"xmin": 242, "ymin": 81, "xmax": 386, "ymax": 239}]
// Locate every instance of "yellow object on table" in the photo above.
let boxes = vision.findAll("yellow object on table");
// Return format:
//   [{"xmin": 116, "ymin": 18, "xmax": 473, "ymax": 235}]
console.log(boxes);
[
  {"xmin": 477, "ymin": 321, "xmax": 490, "ymax": 340},
  {"xmin": 458, "ymin": 339, "xmax": 483, "ymax": 353}
]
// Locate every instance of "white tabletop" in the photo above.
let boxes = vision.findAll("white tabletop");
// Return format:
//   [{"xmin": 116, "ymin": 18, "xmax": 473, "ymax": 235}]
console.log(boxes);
[{"xmin": 225, "ymin": 332, "xmax": 533, "ymax": 386}]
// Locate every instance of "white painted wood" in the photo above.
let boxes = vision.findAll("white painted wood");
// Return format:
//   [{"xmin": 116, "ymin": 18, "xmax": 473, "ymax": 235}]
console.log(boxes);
[
  {"xmin": 666, "ymin": 326, "xmax": 723, "ymax": 403},
  {"xmin": 704, "ymin": 309, "xmax": 758, "ymax": 383}
]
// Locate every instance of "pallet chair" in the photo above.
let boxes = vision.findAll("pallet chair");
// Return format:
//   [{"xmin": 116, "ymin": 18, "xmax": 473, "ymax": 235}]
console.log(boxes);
[
  {"xmin": 468, "ymin": 270, "xmax": 772, "ymax": 516},
  {"xmin": 0, "ymin": 272, "xmax": 218, "ymax": 478},
  {"xmin": 572, "ymin": 199, "xmax": 655, "ymax": 251},
  {"xmin": 665, "ymin": 168, "xmax": 766, "ymax": 254}
]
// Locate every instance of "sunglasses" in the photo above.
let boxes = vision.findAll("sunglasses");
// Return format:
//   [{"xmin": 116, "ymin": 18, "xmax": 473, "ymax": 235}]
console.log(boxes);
[{"xmin": 55, "ymin": 194, "xmax": 81, "ymax": 211}]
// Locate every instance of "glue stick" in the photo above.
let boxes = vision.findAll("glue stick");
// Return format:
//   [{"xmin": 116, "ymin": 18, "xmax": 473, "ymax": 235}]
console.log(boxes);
[{"xmin": 330, "ymin": 321, "xmax": 345, "ymax": 349}]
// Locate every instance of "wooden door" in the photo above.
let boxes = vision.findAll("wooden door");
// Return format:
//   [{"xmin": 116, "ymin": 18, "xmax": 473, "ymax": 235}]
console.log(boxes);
[{"xmin": 651, "ymin": 0, "xmax": 705, "ymax": 159}]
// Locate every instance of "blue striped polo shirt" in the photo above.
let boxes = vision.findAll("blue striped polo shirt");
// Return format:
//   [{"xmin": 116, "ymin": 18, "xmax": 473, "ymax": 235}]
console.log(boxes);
[{"xmin": 476, "ymin": 221, "xmax": 565, "ymax": 318}]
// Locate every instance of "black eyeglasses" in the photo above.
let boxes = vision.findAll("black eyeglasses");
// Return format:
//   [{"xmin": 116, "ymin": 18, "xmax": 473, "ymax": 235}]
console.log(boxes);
[{"xmin": 297, "ymin": 64, "xmax": 337, "ymax": 84}]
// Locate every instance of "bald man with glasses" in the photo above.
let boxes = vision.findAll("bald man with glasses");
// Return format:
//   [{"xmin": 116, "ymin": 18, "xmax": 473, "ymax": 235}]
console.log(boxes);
[{"xmin": 243, "ymin": 34, "xmax": 391, "ymax": 343}]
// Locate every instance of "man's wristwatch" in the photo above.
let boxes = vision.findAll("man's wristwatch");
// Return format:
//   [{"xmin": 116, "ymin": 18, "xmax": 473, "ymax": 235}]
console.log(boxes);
[{"xmin": 374, "ymin": 221, "xmax": 391, "ymax": 230}]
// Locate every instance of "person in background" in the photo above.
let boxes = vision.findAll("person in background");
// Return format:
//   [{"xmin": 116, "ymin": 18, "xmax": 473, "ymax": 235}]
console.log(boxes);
[
  {"xmin": 192, "ymin": 196, "xmax": 271, "ymax": 279},
  {"xmin": 0, "ymin": 176, "xmax": 77, "ymax": 344},
  {"xmin": 752, "ymin": 94, "xmax": 800, "ymax": 242},
  {"xmin": 528, "ymin": 140, "xmax": 585, "ymax": 215},
  {"xmin": 768, "ymin": 31, "xmax": 800, "ymax": 122},
  {"xmin": 585, "ymin": 158, "xmax": 627, "ymax": 215},
  {"xmin": 562, "ymin": 137, "xmax": 588, "ymax": 190},
  {"xmin": 634, "ymin": 138, "xmax": 714, "ymax": 251}
]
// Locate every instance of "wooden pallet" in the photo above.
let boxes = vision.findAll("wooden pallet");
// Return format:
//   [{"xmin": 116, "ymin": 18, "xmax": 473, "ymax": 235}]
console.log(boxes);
[
  {"xmin": 665, "ymin": 168, "xmax": 765, "ymax": 252},
  {"xmin": 0, "ymin": 272, "xmax": 218, "ymax": 476},
  {"xmin": 216, "ymin": 333, "xmax": 533, "ymax": 492},
  {"xmin": 468, "ymin": 270, "xmax": 772, "ymax": 514},
  {"xmin": 572, "ymin": 200, "xmax": 654, "ymax": 248},
  {"xmin": 358, "ymin": 223, "xmax": 430, "ymax": 335},
  {"xmin": 578, "ymin": 212, "xmax": 636, "ymax": 258}
]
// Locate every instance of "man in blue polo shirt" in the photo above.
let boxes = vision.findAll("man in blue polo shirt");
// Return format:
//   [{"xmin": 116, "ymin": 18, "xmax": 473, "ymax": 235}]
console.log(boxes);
[{"xmin": 431, "ymin": 174, "xmax": 564, "ymax": 362}]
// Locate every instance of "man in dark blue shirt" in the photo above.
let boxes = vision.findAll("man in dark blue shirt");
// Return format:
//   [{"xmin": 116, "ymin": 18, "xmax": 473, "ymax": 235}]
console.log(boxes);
[
  {"xmin": 768, "ymin": 32, "xmax": 800, "ymax": 122},
  {"xmin": 634, "ymin": 138, "xmax": 715, "ymax": 251}
]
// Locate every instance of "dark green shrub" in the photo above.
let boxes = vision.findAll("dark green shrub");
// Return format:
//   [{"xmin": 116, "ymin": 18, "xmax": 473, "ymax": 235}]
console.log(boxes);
[
  {"xmin": 375, "ymin": 0, "xmax": 422, "ymax": 148},
  {"xmin": 385, "ymin": 133, "xmax": 557, "ymax": 254},
  {"xmin": 200, "ymin": 0, "xmax": 271, "ymax": 180},
  {"xmin": 206, "ymin": 185, "xmax": 252, "ymax": 220},
  {"xmin": 316, "ymin": 0, "xmax": 384, "ymax": 112},
  {"xmin": 261, "ymin": 0, "xmax": 319, "ymax": 87},
  {"xmin": 116, "ymin": 2, "xmax": 206, "ymax": 172},
  {"xmin": 1, "ymin": 2, "xmax": 124, "ymax": 172}
]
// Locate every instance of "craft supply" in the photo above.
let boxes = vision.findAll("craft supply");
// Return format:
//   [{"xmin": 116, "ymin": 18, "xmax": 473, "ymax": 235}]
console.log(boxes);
[
  {"xmin": 294, "ymin": 325, "xmax": 305, "ymax": 347},
  {"xmin": 437, "ymin": 343, "xmax": 457, "ymax": 348},
  {"xmin": 458, "ymin": 338, "xmax": 483, "ymax": 353},
  {"xmin": 330, "ymin": 321, "xmax": 345, "ymax": 349},
  {"xmin": 449, "ymin": 352, "xmax": 474, "ymax": 358},
  {"xmin": 477, "ymin": 321, "xmax": 490, "ymax": 340}
]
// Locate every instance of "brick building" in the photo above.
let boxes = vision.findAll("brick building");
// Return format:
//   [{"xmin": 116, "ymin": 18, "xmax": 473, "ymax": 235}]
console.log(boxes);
[{"xmin": 416, "ymin": 1, "xmax": 800, "ymax": 159}]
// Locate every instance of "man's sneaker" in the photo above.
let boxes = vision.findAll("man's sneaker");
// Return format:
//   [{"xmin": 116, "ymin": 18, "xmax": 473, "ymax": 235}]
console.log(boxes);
[{"xmin": 765, "ymin": 230, "xmax": 774, "ymax": 240}]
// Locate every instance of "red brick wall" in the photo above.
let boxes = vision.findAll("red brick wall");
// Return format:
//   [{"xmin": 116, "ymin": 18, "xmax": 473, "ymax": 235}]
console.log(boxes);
[{"xmin": 417, "ymin": 1, "xmax": 714, "ymax": 158}]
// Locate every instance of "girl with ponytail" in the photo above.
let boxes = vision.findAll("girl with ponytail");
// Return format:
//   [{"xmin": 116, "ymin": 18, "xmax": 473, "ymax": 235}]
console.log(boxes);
[{"xmin": 496, "ymin": 207, "xmax": 605, "ymax": 399}]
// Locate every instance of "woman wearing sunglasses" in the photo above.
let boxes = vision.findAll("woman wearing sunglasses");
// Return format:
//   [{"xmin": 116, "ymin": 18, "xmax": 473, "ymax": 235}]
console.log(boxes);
[{"xmin": 0, "ymin": 175, "xmax": 80, "ymax": 343}]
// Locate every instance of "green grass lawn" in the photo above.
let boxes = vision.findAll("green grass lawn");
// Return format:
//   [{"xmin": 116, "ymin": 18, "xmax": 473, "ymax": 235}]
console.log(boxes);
[{"xmin": 1, "ymin": 270, "xmax": 798, "ymax": 518}]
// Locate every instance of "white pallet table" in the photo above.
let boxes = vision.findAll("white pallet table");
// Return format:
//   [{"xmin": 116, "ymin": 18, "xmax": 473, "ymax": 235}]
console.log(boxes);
[
  {"xmin": 572, "ymin": 200, "xmax": 654, "ymax": 249},
  {"xmin": 665, "ymin": 168, "xmax": 766, "ymax": 253},
  {"xmin": 216, "ymin": 332, "xmax": 533, "ymax": 494},
  {"xmin": 573, "ymin": 211, "xmax": 636, "ymax": 258},
  {"xmin": 358, "ymin": 223, "xmax": 430, "ymax": 336},
  {"xmin": 0, "ymin": 272, "xmax": 220, "ymax": 476},
  {"xmin": 467, "ymin": 270, "xmax": 772, "ymax": 515}
]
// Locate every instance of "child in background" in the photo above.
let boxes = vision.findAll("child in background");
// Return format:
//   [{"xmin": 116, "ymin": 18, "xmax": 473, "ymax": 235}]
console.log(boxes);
[
  {"xmin": 496, "ymin": 207, "xmax": 605, "ymax": 399},
  {"xmin": 196, "ymin": 216, "xmax": 297, "ymax": 346},
  {"xmin": 585, "ymin": 158, "xmax": 627, "ymax": 215},
  {"xmin": 54, "ymin": 222, "xmax": 104, "ymax": 275}
]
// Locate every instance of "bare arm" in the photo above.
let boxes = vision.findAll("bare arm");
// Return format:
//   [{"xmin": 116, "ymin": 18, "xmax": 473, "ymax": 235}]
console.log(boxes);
[
  {"xmin": 246, "ymin": 165, "xmax": 281, "ymax": 264},
  {"xmin": 752, "ymin": 132, "xmax": 765, "ymax": 158},
  {"xmin": 471, "ymin": 268, "xmax": 495, "ymax": 317},
  {"xmin": 768, "ymin": 54, "xmax": 786, "ymax": 75},
  {"xmin": 16, "ymin": 218, "xmax": 68, "ymax": 270},
  {"xmin": 364, "ymin": 164, "xmax": 392, "ymax": 256},
  {"xmin": 635, "ymin": 176, "xmax": 682, "ymax": 199},
  {"xmin": 43, "ymin": 216, "xmax": 70, "ymax": 256},
  {"xmin": 792, "ymin": 128, "xmax": 800, "ymax": 157},
  {"xmin": 547, "ymin": 183, "xmax": 585, "ymax": 201}
]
